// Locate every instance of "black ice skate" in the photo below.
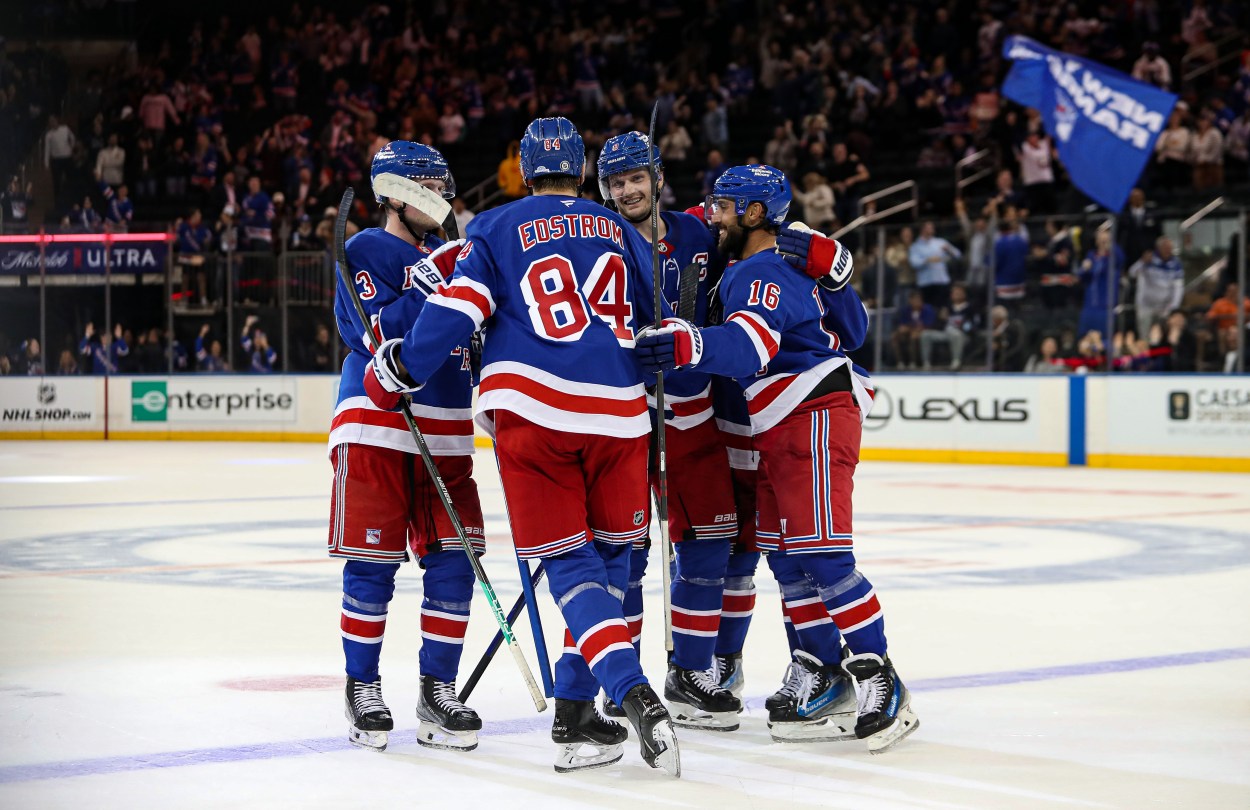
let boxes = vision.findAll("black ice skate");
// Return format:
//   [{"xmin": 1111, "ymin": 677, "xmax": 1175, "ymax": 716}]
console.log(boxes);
[
  {"xmin": 664, "ymin": 664, "xmax": 742, "ymax": 731},
  {"xmin": 345, "ymin": 677, "xmax": 393, "ymax": 752},
  {"xmin": 842, "ymin": 653, "xmax": 919, "ymax": 754},
  {"xmin": 601, "ymin": 693, "xmax": 625, "ymax": 718},
  {"xmin": 768, "ymin": 651, "xmax": 857, "ymax": 743},
  {"xmin": 764, "ymin": 655, "xmax": 805, "ymax": 715},
  {"xmin": 621, "ymin": 683, "xmax": 681, "ymax": 777},
  {"xmin": 551, "ymin": 698, "xmax": 628, "ymax": 773},
  {"xmin": 713, "ymin": 651, "xmax": 745, "ymax": 701},
  {"xmin": 416, "ymin": 675, "xmax": 482, "ymax": 751}
]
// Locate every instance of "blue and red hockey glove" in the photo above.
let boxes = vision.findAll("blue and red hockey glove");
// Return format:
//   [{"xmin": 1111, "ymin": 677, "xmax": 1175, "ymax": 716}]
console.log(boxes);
[
  {"xmin": 776, "ymin": 223, "xmax": 854, "ymax": 291},
  {"xmin": 635, "ymin": 318, "xmax": 704, "ymax": 374}
]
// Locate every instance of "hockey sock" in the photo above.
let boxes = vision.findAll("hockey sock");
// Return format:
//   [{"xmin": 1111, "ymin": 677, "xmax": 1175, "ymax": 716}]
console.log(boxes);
[
  {"xmin": 715, "ymin": 550, "xmax": 760, "ymax": 656},
  {"xmin": 418, "ymin": 549, "xmax": 475, "ymax": 682},
  {"xmin": 670, "ymin": 538, "xmax": 731, "ymax": 670},
  {"xmin": 767, "ymin": 552, "xmax": 842, "ymax": 665},
  {"xmin": 623, "ymin": 543, "xmax": 649, "ymax": 654},
  {"xmin": 341, "ymin": 560, "xmax": 399, "ymax": 682},
  {"xmin": 546, "ymin": 542, "xmax": 645, "ymax": 704},
  {"xmin": 799, "ymin": 555, "xmax": 887, "ymax": 658}
]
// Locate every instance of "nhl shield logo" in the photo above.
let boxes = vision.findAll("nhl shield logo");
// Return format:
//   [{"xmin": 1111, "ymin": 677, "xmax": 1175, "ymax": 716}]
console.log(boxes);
[
  {"xmin": 633, "ymin": 510, "xmax": 645, "ymax": 526},
  {"xmin": 37, "ymin": 384, "xmax": 56, "ymax": 404},
  {"xmin": 365, "ymin": 528, "xmax": 382, "ymax": 545}
]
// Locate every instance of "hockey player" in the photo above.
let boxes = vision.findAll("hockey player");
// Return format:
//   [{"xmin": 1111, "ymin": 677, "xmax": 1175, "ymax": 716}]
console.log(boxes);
[
  {"xmin": 362, "ymin": 117, "xmax": 681, "ymax": 777},
  {"xmin": 329, "ymin": 141, "xmax": 485, "ymax": 753},
  {"xmin": 636, "ymin": 165, "xmax": 919, "ymax": 754}
]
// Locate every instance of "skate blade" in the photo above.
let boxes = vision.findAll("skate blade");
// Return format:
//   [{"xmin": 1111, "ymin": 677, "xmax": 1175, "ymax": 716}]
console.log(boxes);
[
  {"xmin": 866, "ymin": 709, "xmax": 920, "ymax": 755},
  {"xmin": 347, "ymin": 726, "xmax": 389, "ymax": 751},
  {"xmin": 768, "ymin": 712, "xmax": 857, "ymax": 743},
  {"xmin": 554, "ymin": 742, "xmax": 624, "ymax": 773},
  {"xmin": 667, "ymin": 699, "xmax": 740, "ymax": 732},
  {"xmin": 416, "ymin": 721, "xmax": 479, "ymax": 752},
  {"xmin": 645, "ymin": 719, "xmax": 681, "ymax": 778}
]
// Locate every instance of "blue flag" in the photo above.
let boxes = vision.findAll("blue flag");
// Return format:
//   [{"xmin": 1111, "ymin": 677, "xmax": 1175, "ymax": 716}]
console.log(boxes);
[{"xmin": 1001, "ymin": 36, "xmax": 1178, "ymax": 212}]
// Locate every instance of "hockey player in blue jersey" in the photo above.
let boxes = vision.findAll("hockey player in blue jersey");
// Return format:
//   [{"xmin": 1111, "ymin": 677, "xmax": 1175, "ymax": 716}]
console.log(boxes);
[
  {"xmin": 330, "ymin": 141, "xmax": 487, "ymax": 753},
  {"xmin": 363, "ymin": 117, "xmax": 681, "ymax": 777},
  {"xmin": 636, "ymin": 165, "xmax": 919, "ymax": 754}
]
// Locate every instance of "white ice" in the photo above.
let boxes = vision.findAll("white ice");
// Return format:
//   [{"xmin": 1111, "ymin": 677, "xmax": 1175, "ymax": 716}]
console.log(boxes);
[{"xmin": 0, "ymin": 441, "xmax": 1247, "ymax": 809}]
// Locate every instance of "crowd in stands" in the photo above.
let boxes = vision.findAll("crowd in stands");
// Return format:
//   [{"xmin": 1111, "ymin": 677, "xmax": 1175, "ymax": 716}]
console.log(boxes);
[{"xmin": 4, "ymin": 0, "xmax": 1248, "ymax": 374}]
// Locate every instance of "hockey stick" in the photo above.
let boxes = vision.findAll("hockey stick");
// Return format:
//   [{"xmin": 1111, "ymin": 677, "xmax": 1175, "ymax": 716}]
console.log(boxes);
[
  {"xmin": 677, "ymin": 262, "xmax": 701, "ymax": 322},
  {"xmin": 334, "ymin": 188, "xmax": 546, "ymax": 712},
  {"xmin": 647, "ymin": 103, "xmax": 675, "ymax": 654},
  {"xmin": 459, "ymin": 561, "xmax": 546, "ymax": 703},
  {"xmin": 373, "ymin": 174, "xmax": 460, "ymax": 241}
]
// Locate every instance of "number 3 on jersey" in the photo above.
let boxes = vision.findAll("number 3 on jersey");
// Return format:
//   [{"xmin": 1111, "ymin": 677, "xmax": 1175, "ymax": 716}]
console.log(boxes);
[{"xmin": 521, "ymin": 252, "xmax": 634, "ymax": 346}]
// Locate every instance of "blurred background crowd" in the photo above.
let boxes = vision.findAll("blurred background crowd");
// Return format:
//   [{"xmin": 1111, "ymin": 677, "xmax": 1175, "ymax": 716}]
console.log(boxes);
[{"xmin": 1, "ymin": 0, "xmax": 1247, "ymax": 375}]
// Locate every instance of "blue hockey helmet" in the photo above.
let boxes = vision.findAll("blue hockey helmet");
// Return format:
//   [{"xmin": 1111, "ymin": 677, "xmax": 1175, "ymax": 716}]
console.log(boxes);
[
  {"xmin": 370, "ymin": 141, "xmax": 455, "ymax": 203},
  {"xmin": 597, "ymin": 131, "xmax": 662, "ymax": 203},
  {"xmin": 519, "ymin": 117, "xmax": 585, "ymax": 184},
  {"xmin": 709, "ymin": 164, "xmax": 791, "ymax": 226}
]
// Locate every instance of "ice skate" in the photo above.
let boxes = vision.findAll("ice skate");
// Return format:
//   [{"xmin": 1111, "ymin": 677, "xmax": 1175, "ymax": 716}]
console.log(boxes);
[
  {"xmin": 601, "ymin": 693, "xmax": 625, "ymax": 718},
  {"xmin": 551, "ymin": 698, "xmax": 628, "ymax": 773},
  {"xmin": 713, "ymin": 652, "xmax": 745, "ymax": 701},
  {"xmin": 768, "ymin": 651, "xmax": 857, "ymax": 743},
  {"xmin": 622, "ymin": 683, "xmax": 681, "ymax": 777},
  {"xmin": 664, "ymin": 664, "xmax": 742, "ymax": 731},
  {"xmin": 416, "ymin": 675, "xmax": 482, "ymax": 751},
  {"xmin": 345, "ymin": 677, "xmax": 393, "ymax": 752},
  {"xmin": 764, "ymin": 655, "xmax": 805, "ymax": 714},
  {"xmin": 843, "ymin": 653, "xmax": 919, "ymax": 754}
]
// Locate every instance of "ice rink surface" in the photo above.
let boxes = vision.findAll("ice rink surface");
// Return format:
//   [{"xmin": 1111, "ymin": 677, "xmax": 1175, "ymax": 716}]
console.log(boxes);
[{"xmin": 0, "ymin": 440, "xmax": 1247, "ymax": 809}]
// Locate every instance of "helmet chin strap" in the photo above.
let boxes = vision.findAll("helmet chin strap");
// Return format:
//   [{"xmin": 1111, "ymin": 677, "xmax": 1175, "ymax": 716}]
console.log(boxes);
[{"xmin": 386, "ymin": 200, "xmax": 429, "ymax": 244}]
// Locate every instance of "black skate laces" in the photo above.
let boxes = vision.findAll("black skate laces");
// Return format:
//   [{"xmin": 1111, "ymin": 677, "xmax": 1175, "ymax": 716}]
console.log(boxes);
[
  {"xmin": 353, "ymin": 681, "xmax": 388, "ymax": 715},
  {"xmin": 430, "ymin": 680, "xmax": 473, "ymax": 717}
]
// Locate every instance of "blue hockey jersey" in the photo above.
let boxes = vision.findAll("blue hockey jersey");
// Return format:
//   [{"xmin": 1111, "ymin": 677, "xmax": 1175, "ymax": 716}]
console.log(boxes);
[
  {"xmin": 397, "ymin": 194, "xmax": 666, "ymax": 439},
  {"xmin": 699, "ymin": 249, "xmax": 874, "ymax": 434},
  {"xmin": 647, "ymin": 210, "xmax": 723, "ymax": 430},
  {"xmin": 330, "ymin": 228, "xmax": 475, "ymax": 456}
]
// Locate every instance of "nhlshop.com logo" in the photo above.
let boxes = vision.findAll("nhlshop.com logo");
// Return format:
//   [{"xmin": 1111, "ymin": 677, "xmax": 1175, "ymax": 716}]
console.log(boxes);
[{"xmin": 130, "ymin": 380, "xmax": 295, "ymax": 423}]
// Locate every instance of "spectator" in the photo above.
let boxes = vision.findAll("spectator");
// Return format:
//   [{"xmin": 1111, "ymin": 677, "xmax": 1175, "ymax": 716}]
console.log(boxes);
[
  {"xmin": 451, "ymin": 197, "xmax": 474, "ymax": 237},
  {"xmin": 497, "ymin": 141, "xmax": 526, "ymax": 200},
  {"xmin": 15, "ymin": 338, "xmax": 43, "ymax": 375},
  {"xmin": 1024, "ymin": 335, "xmax": 1069, "ymax": 373},
  {"xmin": 106, "ymin": 185, "xmax": 133, "ymax": 230},
  {"xmin": 1154, "ymin": 109, "xmax": 1192, "ymax": 190},
  {"xmin": 955, "ymin": 197, "xmax": 993, "ymax": 300},
  {"xmin": 920, "ymin": 284, "xmax": 976, "ymax": 371},
  {"xmin": 43, "ymin": 115, "xmax": 76, "ymax": 206},
  {"xmin": 162, "ymin": 135, "xmax": 192, "ymax": 199},
  {"xmin": 1191, "ymin": 112, "xmax": 1224, "ymax": 190},
  {"xmin": 762, "ymin": 122, "xmax": 798, "ymax": 176},
  {"xmin": 1164, "ymin": 310, "xmax": 1198, "ymax": 371},
  {"xmin": 699, "ymin": 149, "xmax": 729, "ymax": 199},
  {"xmin": 195, "ymin": 325, "xmax": 228, "ymax": 373},
  {"xmin": 135, "ymin": 327, "xmax": 165, "ymax": 372},
  {"xmin": 241, "ymin": 176, "xmax": 274, "ymax": 251},
  {"xmin": 792, "ymin": 172, "xmax": 835, "ymax": 234},
  {"xmin": 701, "ymin": 98, "xmax": 729, "ymax": 153},
  {"xmin": 1, "ymin": 177, "xmax": 33, "ymax": 233},
  {"xmin": 70, "ymin": 196, "xmax": 102, "ymax": 233},
  {"xmin": 659, "ymin": 119, "xmax": 693, "ymax": 167},
  {"xmin": 1130, "ymin": 236, "xmax": 1183, "ymax": 338},
  {"xmin": 891, "ymin": 290, "xmax": 936, "ymax": 370},
  {"xmin": 1078, "ymin": 228, "xmax": 1125, "ymax": 344},
  {"xmin": 209, "ymin": 169, "xmax": 240, "ymax": 218},
  {"xmin": 1131, "ymin": 42, "xmax": 1172, "ymax": 90},
  {"xmin": 989, "ymin": 305, "xmax": 1028, "ymax": 371},
  {"xmin": 827, "ymin": 143, "xmax": 869, "ymax": 227},
  {"xmin": 982, "ymin": 169, "xmax": 1026, "ymax": 218},
  {"xmin": 129, "ymin": 134, "xmax": 158, "ymax": 200},
  {"xmin": 139, "ymin": 84, "xmax": 180, "ymax": 141},
  {"xmin": 177, "ymin": 209, "xmax": 215, "ymax": 306},
  {"xmin": 1205, "ymin": 282, "xmax": 1250, "ymax": 362},
  {"xmin": 1119, "ymin": 188, "xmax": 1161, "ymax": 265},
  {"xmin": 242, "ymin": 325, "xmax": 278, "ymax": 373},
  {"xmin": 886, "ymin": 226, "xmax": 916, "ymax": 303},
  {"xmin": 288, "ymin": 213, "xmax": 324, "ymax": 251},
  {"xmin": 909, "ymin": 221, "xmax": 961, "ymax": 308},
  {"xmin": 437, "ymin": 103, "xmax": 466, "ymax": 147},
  {"xmin": 95, "ymin": 133, "xmax": 126, "ymax": 188},
  {"xmin": 56, "ymin": 348, "xmax": 79, "ymax": 376},
  {"xmin": 993, "ymin": 216, "xmax": 1030, "ymax": 303},
  {"xmin": 1016, "ymin": 132, "xmax": 1056, "ymax": 214},
  {"xmin": 300, "ymin": 322, "xmax": 336, "ymax": 372},
  {"xmin": 78, "ymin": 322, "xmax": 129, "ymax": 374}
]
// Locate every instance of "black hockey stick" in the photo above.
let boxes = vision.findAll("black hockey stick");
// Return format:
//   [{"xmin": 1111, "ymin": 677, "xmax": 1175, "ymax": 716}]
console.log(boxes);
[
  {"xmin": 677, "ymin": 262, "xmax": 701, "ymax": 322},
  {"xmin": 647, "ymin": 103, "xmax": 675, "ymax": 653},
  {"xmin": 459, "ymin": 561, "xmax": 546, "ymax": 703},
  {"xmin": 333, "ymin": 188, "xmax": 547, "ymax": 712}
]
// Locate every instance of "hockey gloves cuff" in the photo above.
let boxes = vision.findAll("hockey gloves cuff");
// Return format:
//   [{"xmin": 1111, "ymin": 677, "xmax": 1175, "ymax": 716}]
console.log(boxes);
[
  {"xmin": 363, "ymin": 338, "xmax": 420, "ymax": 411},
  {"xmin": 636, "ymin": 318, "xmax": 704, "ymax": 373},
  {"xmin": 776, "ymin": 222, "xmax": 854, "ymax": 291}
]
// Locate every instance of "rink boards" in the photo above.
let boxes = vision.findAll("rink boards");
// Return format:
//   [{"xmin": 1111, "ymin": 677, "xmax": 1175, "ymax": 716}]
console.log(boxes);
[{"xmin": 1, "ymin": 373, "xmax": 1247, "ymax": 471}]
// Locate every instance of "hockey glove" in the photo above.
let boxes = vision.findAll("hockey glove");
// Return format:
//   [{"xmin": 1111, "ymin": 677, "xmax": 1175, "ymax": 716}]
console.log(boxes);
[
  {"xmin": 776, "ymin": 223, "xmax": 854, "ymax": 291},
  {"xmin": 363, "ymin": 338, "xmax": 420, "ymax": 411},
  {"xmin": 635, "ymin": 318, "xmax": 704, "ymax": 374}
]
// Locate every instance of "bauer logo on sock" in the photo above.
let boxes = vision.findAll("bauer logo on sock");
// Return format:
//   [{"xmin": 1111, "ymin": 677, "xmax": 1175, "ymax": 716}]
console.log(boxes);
[{"xmin": 365, "ymin": 529, "xmax": 382, "ymax": 545}]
